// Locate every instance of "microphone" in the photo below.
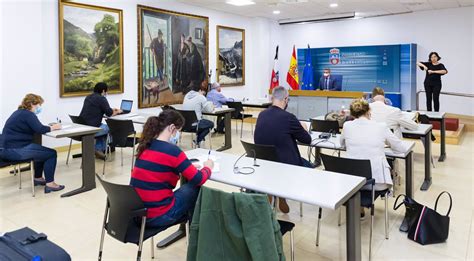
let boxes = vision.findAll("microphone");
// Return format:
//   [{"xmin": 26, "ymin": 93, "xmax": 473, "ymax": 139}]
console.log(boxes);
[
  {"xmin": 250, "ymin": 149, "xmax": 259, "ymax": 167},
  {"xmin": 232, "ymin": 151, "xmax": 257, "ymax": 175}
]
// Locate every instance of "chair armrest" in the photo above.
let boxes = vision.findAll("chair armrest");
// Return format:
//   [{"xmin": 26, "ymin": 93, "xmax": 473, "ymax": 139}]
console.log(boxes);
[{"xmin": 130, "ymin": 208, "xmax": 148, "ymax": 218}]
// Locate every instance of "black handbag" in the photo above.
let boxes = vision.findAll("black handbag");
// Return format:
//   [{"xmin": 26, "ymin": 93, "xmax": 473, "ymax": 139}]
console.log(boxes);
[{"xmin": 394, "ymin": 192, "xmax": 452, "ymax": 245}]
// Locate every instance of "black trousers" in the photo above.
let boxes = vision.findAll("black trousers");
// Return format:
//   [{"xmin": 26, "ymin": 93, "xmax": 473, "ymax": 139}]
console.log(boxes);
[{"xmin": 424, "ymin": 83, "xmax": 441, "ymax": 112}]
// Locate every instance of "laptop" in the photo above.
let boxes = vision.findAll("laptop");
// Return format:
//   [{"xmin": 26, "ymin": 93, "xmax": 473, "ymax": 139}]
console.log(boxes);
[{"xmin": 119, "ymin": 100, "xmax": 133, "ymax": 114}]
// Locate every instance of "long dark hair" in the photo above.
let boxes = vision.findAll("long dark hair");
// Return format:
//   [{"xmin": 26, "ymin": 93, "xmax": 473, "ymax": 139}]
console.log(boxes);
[{"xmin": 136, "ymin": 109, "xmax": 185, "ymax": 157}]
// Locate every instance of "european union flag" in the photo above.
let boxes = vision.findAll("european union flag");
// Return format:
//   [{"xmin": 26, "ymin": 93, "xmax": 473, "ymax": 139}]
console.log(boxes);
[{"xmin": 301, "ymin": 45, "xmax": 314, "ymax": 90}]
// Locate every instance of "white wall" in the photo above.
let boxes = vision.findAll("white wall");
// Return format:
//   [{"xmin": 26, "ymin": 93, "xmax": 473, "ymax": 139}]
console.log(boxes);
[
  {"xmin": 0, "ymin": 0, "xmax": 277, "ymax": 147},
  {"xmin": 276, "ymin": 6, "xmax": 474, "ymax": 116}
]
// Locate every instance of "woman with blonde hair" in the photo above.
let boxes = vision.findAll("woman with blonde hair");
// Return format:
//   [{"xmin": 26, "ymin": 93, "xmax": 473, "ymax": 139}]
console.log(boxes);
[{"xmin": 1, "ymin": 94, "xmax": 64, "ymax": 193}]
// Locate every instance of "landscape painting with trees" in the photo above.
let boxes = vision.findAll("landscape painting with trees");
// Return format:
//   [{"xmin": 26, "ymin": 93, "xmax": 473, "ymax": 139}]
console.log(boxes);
[{"xmin": 59, "ymin": 1, "xmax": 123, "ymax": 97}]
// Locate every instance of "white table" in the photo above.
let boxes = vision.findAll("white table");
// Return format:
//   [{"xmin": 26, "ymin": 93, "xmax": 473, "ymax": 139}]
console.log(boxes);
[
  {"xmin": 44, "ymin": 123, "xmax": 101, "ymax": 197},
  {"xmin": 311, "ymin": 116, "xmax": 433, "ymax": 192},
  {"xmin": 400, "ymin": 123, "xmax": 433, "ymax": 191},
  {"xmin": 186, "ymin": 148, "xmax": 365, "ymax": 261},
  {"xmin": 308, "ymin": 132, "xmax": 416, "ymax": 198},
  {"xmin": 241, "ymin": 100, "xmax": 272, "ymax": 109},
  {"xmin": 109, "ymin": 106, "xmax": 235, "ymax": 152},
  {"xmin": 415, "ymin": 111, "xmax": 447, "ymax": 162}
]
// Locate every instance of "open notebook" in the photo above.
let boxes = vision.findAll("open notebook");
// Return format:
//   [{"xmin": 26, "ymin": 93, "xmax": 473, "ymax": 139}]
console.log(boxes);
[{"xmin": 192, "ymin": 154, "xmax": 220, "ymax": 173}]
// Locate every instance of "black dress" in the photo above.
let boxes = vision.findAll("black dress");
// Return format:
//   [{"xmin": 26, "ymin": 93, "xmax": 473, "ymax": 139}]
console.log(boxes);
[{"xmin": 420, "ymin": 62, "xmax": 447, "ymax": 112}]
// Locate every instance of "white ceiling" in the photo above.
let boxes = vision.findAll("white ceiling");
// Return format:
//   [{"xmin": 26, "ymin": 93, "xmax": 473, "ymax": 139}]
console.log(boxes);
[{"xmin": 177, "ymin": 0, "xmax": 474, "ymax": 22}]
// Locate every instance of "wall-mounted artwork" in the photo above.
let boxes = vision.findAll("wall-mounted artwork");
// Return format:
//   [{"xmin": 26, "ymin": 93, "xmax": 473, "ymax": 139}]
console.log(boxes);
[
  {"xmin": 59, "ymin": 1, "xmax": 123, "ymax": 97},
  {"xmin": 217, "ymin": 25, "xmax": 245, "ymax": 86},
  {"xmin": 137, "ymin": 5, "xmax": 209, "ymax": 108}
]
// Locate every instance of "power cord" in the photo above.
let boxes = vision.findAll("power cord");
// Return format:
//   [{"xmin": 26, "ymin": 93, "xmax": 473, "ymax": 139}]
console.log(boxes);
[{"xmin": 233, "ymin": 152, "xmax": 256, "ymax": 175}]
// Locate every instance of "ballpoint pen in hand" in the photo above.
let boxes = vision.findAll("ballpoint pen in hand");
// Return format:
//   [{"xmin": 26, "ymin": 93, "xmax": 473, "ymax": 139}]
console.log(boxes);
[{"xmin": 208, "ymin": 150, "xmax": 211, "ymax": 160}]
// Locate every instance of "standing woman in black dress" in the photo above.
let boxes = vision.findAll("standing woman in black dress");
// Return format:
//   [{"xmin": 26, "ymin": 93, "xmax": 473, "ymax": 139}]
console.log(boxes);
[{"xmin": 417, "ymin": 52, "xmax": 448, "ymax": 112}]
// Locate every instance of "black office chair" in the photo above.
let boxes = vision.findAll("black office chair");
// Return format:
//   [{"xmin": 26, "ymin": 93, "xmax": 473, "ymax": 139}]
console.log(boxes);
[
  {"xmin": 103, "ymin": 119, "xmax": 139, "ymax": 175},
  {"xmin": 226, "ymin": 101, "xmax": 253, "ymax": 138},
  {"xmin": 319, "ymin": 153, "xmax": 390, "ymax": 261},
  {"xmin": 278, "ymin": 220, "xmax": 295, "ymax": 261},
  {"xmin": 176, "ymin": 109, "xmax": 212, "ymax": 149},
  {"xmin": 310, "ymin": 119, "xmax": 340, "ymax": 134},
  {"xmin": 240, "ymin": 140, "xmax": 305, "ymax": 218},
  {"xmin": 0, "ymin": 134, "xmax": 36, "ymax": 197},
  {"xmin": 96, "ymin": 175, "xmax": 186, "ymax": 260}
]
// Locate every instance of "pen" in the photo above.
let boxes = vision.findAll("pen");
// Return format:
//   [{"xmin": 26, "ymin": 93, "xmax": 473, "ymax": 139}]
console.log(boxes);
[{"xmin": 208, "ymin": 150, "xmax": 211, "ymax": 160}]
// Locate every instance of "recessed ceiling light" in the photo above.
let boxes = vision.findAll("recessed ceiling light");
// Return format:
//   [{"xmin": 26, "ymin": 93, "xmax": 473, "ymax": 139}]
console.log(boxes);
[
  {"xmin": 273, "ymin": 10, "xmax": 281, "ymax": 14},
  {"xmin": 330, "ymin": 3, "xmax": 338, "ymax": 8},
  {"xmin": 226, "ymin": 0, "xmax": 255, "ymax": 6}
]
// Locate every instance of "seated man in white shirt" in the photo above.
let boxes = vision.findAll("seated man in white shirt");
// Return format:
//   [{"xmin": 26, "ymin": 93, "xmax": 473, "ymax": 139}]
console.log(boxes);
[{"xmin": 369, "ymin": 87, "xmax": 418, "ymax": 138}]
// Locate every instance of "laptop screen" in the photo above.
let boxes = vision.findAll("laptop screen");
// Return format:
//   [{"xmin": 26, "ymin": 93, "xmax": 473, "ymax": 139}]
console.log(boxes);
[{"xmin": 120, "ymin": 100, "xmax": 133, "ymax": 112}]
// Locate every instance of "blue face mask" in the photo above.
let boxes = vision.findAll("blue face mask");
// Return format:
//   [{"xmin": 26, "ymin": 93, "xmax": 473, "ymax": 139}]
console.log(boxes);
[
  {"xmin": 34, "ymin": 106, "xmax": 42, "ymax": 115},
  {"xmin": 169, "ymin": 131, "xmax": 180, "ymax": 144}
]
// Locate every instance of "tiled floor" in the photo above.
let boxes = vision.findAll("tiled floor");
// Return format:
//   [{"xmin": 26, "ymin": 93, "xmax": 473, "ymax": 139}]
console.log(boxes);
[{"xmin": 1, "ymin": 123, "xmax": 473, "ymax": 260}]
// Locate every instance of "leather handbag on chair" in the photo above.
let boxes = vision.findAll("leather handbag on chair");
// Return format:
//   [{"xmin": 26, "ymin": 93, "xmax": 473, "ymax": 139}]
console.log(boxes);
[{"xmin": 394, "ymin": 191, "xmax": 452, "ymax": 245}]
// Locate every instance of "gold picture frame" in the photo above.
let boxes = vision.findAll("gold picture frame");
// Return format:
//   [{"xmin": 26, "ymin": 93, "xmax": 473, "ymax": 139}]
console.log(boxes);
[
  {"xmin": 59, "ymin": 1, "xmax": 124, "ymax": 97},
  {"xmin": 216, "ymin": 25, "xmax": 245, "ymax": 86},
  {"xmin": 137, "ymin": 5, "xmax": 209, "ymax": 108}
]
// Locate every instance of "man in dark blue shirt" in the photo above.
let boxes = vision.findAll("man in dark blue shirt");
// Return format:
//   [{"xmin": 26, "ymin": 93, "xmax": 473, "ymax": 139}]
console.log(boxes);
[
  {"xmin": 79, "ymin": 82, "xmax": 121, "ymax": 156},
  {"xmin": 254, "ymin": 86, "xmax": 313, "ymax": 213}
]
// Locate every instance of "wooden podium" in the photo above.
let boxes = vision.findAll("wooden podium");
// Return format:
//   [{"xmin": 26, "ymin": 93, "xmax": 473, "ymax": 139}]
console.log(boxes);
[{"xmin": 286, "ymin": 90, "xmax": 364, "ymax": 120}]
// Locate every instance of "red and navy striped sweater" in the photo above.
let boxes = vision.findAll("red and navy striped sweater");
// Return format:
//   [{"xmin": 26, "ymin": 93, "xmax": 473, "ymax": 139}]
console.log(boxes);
[{"xmin": 130, "ymin": 140, "xmax": 211, "ymax": 218}]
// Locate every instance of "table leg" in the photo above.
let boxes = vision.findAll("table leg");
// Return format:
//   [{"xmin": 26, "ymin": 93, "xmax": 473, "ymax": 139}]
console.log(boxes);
[
  {"xmin": 405, "ymin": 151, "xmax": 414, "ymax": 198},
  {"xmin": 216, "ymin": 112, "xmax": 232, "ymax": 152},
  {"xmin": 156, "ymin": 223, "xmax": 186, "ymax": 248},
  {"xmin": 61, "ymin": 134, "xmax": 96, "ymax": 197},
  {"xmin": 420, "ymin": 131, "xmax": 432, "ymax": 191},
  {"xmin": 438, "ymin": 118, "xmax": 446, "ymax": 162},
  {"xmin": 345, "ymin": 192, "xmax": 361, "ymax": 261}
]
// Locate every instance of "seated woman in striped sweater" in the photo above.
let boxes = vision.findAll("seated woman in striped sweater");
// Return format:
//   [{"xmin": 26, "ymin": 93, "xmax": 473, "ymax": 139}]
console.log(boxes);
[{"xmin": 130, "ymin": 109, "xmax": 214, "ymax": 228}]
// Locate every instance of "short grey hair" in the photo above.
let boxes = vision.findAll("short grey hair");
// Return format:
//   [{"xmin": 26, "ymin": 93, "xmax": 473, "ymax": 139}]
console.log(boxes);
[
  {"xmin": 272, "ymin": 86, "xmax": 288, "ymax": 101},
  {"xmin": 211, "ymin": 82, "xmax": 220, "ymax": 89}
]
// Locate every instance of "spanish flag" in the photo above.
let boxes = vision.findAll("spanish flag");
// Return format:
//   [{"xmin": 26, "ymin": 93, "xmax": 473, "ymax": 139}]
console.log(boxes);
[{"xmin": 286, "ymin": 45, "xmax": 299, "ymax": 90}]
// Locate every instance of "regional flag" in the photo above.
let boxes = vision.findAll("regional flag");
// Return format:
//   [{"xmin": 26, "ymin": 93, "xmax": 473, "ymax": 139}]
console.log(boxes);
[
  {"xmin": 301, "ymin": 45, "xmax": 314, "ymax": 90},
  {"xmin": 286, "ymin": 45, "xmax": 299, "ymax": 90},
  {"xmin": 270, "ymin": 46, "xmax": 279, "ymax": 89}
]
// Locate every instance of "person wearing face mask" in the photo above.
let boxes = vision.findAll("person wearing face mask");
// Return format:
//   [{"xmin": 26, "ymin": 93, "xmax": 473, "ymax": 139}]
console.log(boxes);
[
  {"xmin": 318, "ymin": 68, "xmax": 340, "ymax": 91},
  {"xmin": 341, "ymin": 99, "xmax": 408, "ymax": 218},
  {"xmin": 417, "ymin": 52, "xmax": 448, "ymax": 112},
  {"xmin": 254, "ymin": 86, "xmax": 312, "ymax": 213},
  {"xmin": 130, "ymin": 109, "xmax": 214, "ymax": 228},
  {"xmin": 79, "ymin": 82, "xmax": 122, "ymax": 158},
  {"xmin": 0, "ymin": 94, "xmax": 65, "ymax": 193}
]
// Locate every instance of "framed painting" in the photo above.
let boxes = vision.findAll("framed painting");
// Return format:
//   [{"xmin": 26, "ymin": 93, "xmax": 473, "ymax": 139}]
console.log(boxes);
[
  {"xmin": 216, "ymin": 25, "xmax": 245, "ymax": 86},
  {"xmin": 137, "ymin": 5, "xmax": 209, "ymax": 108},
  {"xmin": 59, "ymin": 1, "xmax": 123, "ymax": 97}
]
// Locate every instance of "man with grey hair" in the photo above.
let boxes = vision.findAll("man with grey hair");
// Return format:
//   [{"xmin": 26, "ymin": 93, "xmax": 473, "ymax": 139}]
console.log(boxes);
[
  {"xmin": 254, "ymin": 86, "xmax": 313, "ymax": 213},
  {"xmin": 206, "ymin": 82, "xmax": 233, "ymax": 133}
]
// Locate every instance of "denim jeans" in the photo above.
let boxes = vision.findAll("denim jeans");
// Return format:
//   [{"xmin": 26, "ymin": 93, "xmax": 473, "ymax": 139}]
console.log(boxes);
[
  {"xmin": 1, "ymin": 143, "xmax": 57, "ymax": 183},
  {"xmin": 196, "ymin": 119, "xmax": 214, "ymax": 143},
  {"xmin": 146, "ymin": 183, "xmax": 201, "ymax": 228},
  {"xmin": 95, "ymin": 123, "xmax": 109, "ymax": 152}
]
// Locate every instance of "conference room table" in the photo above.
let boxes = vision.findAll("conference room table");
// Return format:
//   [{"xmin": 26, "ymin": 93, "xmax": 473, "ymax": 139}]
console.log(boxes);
[
  {"xmin": 415, "ymin": 111, "xmax": 446, "ymax": 162},
  {"xmin": 241, "ymin": 100, "xmax": 272, "ymax": 109},
  {"xmin": 41, "ymin": 123, "xmax": 101, "ymax": 197},
  {"xmin": 306, "ymin": 131, "xmax": 416, "ymax": 198},
  {"xmin": 109, "ymin": 106, "xmax": 235, "ymax": 151},
  {"xmin": 312, "ymin": 116, "xmax": 433, "ymax": 192},
  {"xmin": 186, "ymin": 148, "xmax": 366, "ymax": 261}
]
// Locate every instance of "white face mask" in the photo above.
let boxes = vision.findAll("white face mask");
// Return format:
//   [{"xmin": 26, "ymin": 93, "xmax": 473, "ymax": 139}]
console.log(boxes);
[
  {"xmin": 169, "ymin": 131, "xmax": 180, "ymax": 144},
  {"xmin": 323, "ymin": 73, "xmax": 329, "ymax": 77}
]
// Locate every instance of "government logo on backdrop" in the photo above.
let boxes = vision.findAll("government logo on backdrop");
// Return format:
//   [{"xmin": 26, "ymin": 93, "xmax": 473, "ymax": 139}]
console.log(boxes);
[{"xmin": 329, "ymin": 48, "xmax": 340, "ymax": 65}]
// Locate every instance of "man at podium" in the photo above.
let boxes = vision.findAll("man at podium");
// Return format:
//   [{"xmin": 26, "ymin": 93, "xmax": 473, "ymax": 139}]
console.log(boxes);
[{"xmin": 318, "ymin": 68, "xmax": 341, "ymax": 91}]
